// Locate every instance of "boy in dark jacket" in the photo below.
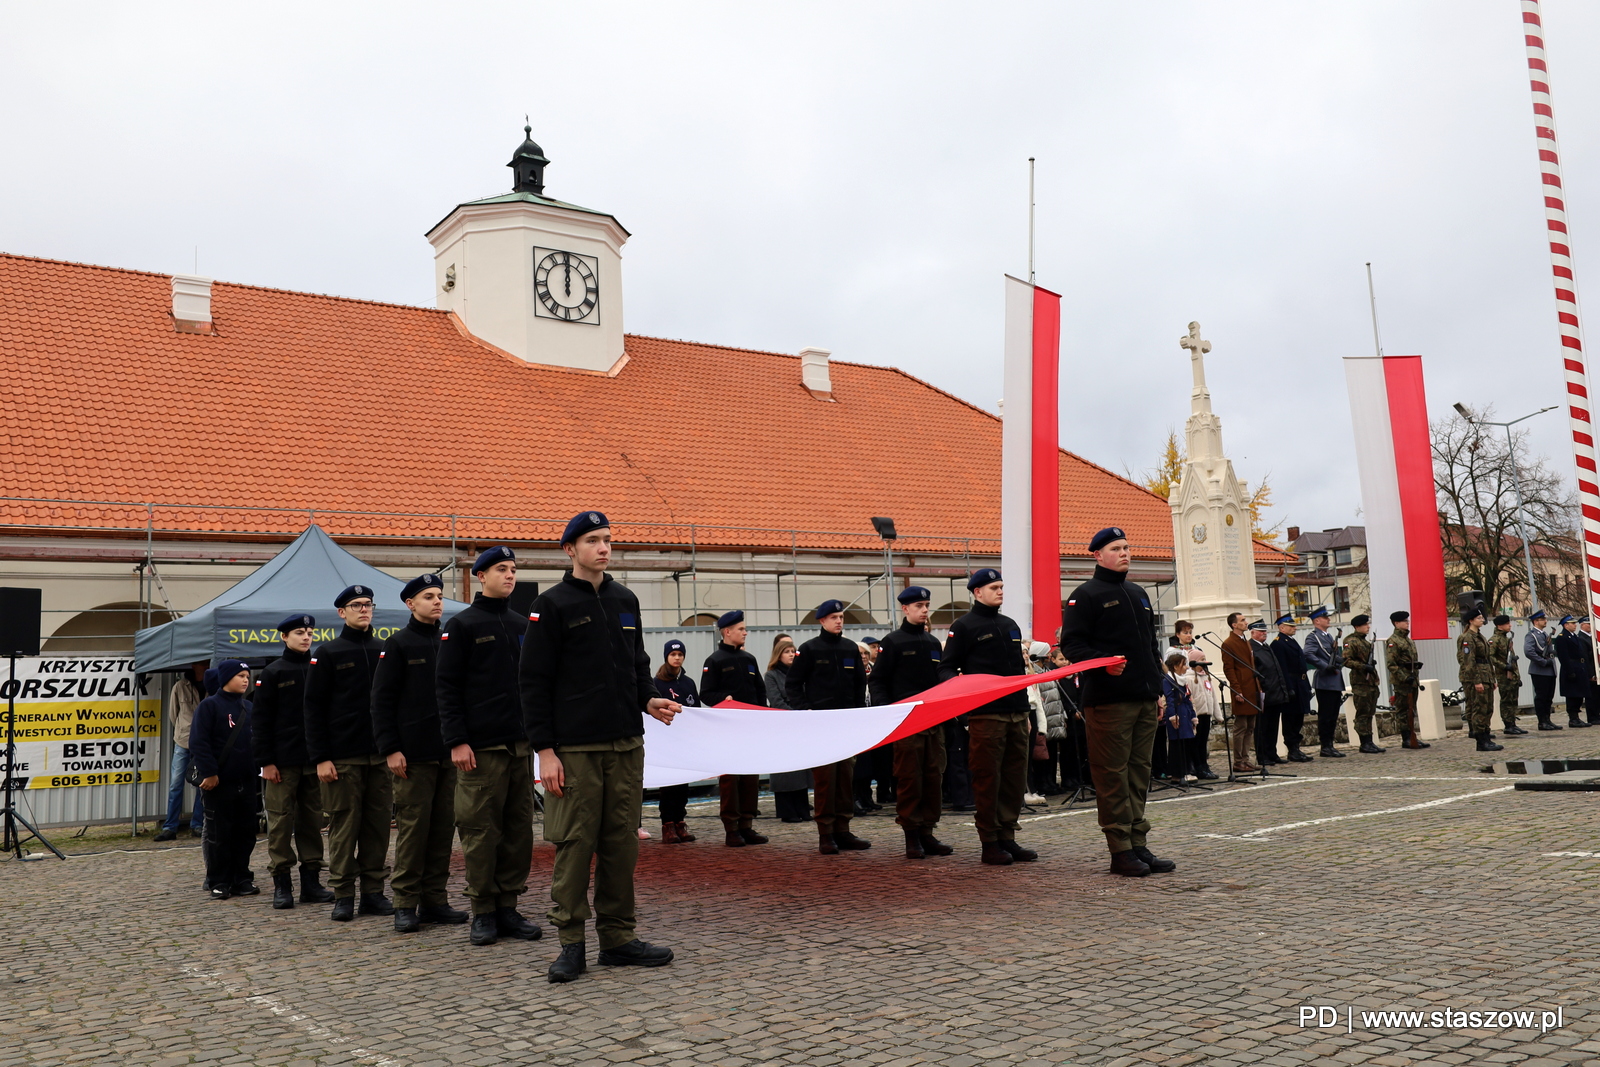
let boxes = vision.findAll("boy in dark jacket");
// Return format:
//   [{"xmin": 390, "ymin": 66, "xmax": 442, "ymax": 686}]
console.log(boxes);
[
  {"xmin": 252, "ymin": 613, "xmax": 332, "ymax": 909},
  {"xmin": 699, "ymin": 609, "xmax": 769, "ymax": 849},
  {"xmin": 787, "ymin": 599, "xmax": 871, "ymax": 855},
  {"xmin": 373, "ymin": 573, "xmax": 468, "ymax": 934},
  {"xmin": 521, "ymin": 512, "xmax": 681, "ymax": 983},
  {"xmin": 192, "ymin": 659, "xmax": 259, "ymax": 900}
]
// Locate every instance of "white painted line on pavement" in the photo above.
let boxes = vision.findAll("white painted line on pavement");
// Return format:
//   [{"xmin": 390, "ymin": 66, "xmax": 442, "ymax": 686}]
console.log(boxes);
[
  {"xmin": 1193, "ymin": 785, "xmax": 1515, "ymax": 841},
  {"xmin": 183, "ymin": 966, "xmax": 402, "ymax": 1066}
]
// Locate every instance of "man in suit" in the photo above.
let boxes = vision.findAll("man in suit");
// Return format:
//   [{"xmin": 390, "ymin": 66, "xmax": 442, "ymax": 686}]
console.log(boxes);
[
  {"xmin": 1219, "ymin": 612, "xmax": 1261, "ymax": 773},
  {"xmin": 1270, "ymin": 615, "xmax": 1314, "ymax": 762},
  {"xmin": 1554, "ymin": 616, "xmax": 1592, "ymax": 729}
]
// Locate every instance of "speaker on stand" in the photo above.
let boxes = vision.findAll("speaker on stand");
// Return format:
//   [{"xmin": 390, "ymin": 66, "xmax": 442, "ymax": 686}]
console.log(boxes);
[{"xmin": 1, "ymin": 587, "xmax": 65, "ymax": 860}]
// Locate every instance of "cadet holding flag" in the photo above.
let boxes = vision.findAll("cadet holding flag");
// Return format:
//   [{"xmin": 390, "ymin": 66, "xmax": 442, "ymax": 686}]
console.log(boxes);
[
  {"xmin": 305, "ymin": 585, "xmax": 392, "ymax": 921},
  {"xmin": 1488, "ymin": 614, "xmax": 1527, "ymax": 736},
  {"xmin": 698, "ymin": 610, "xmax": 770, "ymax": 849},
  {"xmin": 1385, "ymin": 611, "xmax": 1429, "ymax": 749},
  {"xmin": 372, "ymin": 574, "xmax": 469, "ymax": 934},
  {"xmin": 1341, "ymin": 615, "xmax": 1385, "ymax": 754},
  {"xmin": 870, "ymin": 586, "xmax": 953, "ymax": 860},
  {"xmin": 252, "ymin": 613, "xmax": 333, "ymax": 910},
  {"xmin": 437, "ymin": 546, "xmax": 543, "ymax": 948},
  {"xmin": 943, "ymin": 567, "xmax": 1037, "ymax": 868},
  {"xmin": 521, "ymin": 512, "xmax": 679, "ymax": 983},
  {"xmin": 787, "ymin": 599, "xmax": 872, "ymax": 856}
]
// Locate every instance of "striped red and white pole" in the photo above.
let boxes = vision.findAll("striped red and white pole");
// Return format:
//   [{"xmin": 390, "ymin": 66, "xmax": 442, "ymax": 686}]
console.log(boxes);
[{"xmin": 1522, "ymin": 0, "xmax": 1600, "ymax": 615}]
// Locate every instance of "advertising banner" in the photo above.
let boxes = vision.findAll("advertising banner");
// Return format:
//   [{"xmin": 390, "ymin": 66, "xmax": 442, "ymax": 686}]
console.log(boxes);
[{"xmin": 0, "ymin": 656, "xmax": 161, "ymax": 790}]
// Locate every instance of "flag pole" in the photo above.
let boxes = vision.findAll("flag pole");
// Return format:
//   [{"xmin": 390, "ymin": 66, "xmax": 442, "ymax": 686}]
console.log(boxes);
[
  {"xmin": 1028, "ymin": 157, "xmax": 1036, "ymax": 286},
  {"xmin": 1519, "ymin": 2, "xmax": 1600, "ymax": 622}
]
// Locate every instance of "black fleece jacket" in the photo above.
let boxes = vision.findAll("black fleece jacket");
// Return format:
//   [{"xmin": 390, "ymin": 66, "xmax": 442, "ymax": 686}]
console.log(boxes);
[
  {"xmin": 250, "ymin": 646, "xmax": 312, "ymax": 769},
  {"xmin": 371, "ymin": 616, "xmax": 447, "ymax": 762},
  {"xmin": 304, "ymin": 624, "xmax": 381, "ymax": 763},
  {"xmin": 1058, "ymin": 565, "xmax": 1163, "ymax": 706}
]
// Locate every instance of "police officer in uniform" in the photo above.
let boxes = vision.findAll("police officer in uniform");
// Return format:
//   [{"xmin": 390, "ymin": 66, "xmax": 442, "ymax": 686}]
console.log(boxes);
[
  {"xmin": 1385, "ymin": 611, "xmax": 1429, "ymax": 749},
  {"xmin": 869, "ymin": 586, "xmax": 952, "ymax": 860},
  {"xmin": 1341, "ymin": 615, "xmax": 1385, "ymax": 754},
  {"xmin": 372, "ymin": 573, "xmax": 469, "ymax": 934},
  {"xmin": 1525, "ymin": 610, "xmax": 1560, "ymax": 730},
  {"xmin": 1301, "ymin": 607, "xmax": 1345, "ymax": 758},
  {"xmin": 1270, "ymin": 615, "xmax": 1314, "ymax": 762},
  {"xmin": 305, "ymin": 584, "xmax": 392, "ymax": 921},
  {"xmin": 1059, "ymin": 530, "xmax": 1171, "ymax": 877},
  {"xmin": 1488, "ymin": 614, "xmax": 1527, "ymax": 735},
  {"xmin": 522, "ymin": 512, "xmax": 679, "ymax": 983},
  {"xmin": 251, "ymin": 613, "xmax": 332, "ymax": 910},
  {"xmin": 787, "ymin": 599, "xmax": 871, "ymax": 854},
  {"xmin": 1457, "ymin": 605, "xmax": 1501, "ymax": 751},
  {"xmin": 436, "ymin": 546, "xmax": 543, "ymax": 947},
  {"xmin": 942, "ymin": 567, "xmax": 1038, "ymax": 868},
  {"xmin": 698, "ymin": 609, "xmax": 770, "ymax": 849}
]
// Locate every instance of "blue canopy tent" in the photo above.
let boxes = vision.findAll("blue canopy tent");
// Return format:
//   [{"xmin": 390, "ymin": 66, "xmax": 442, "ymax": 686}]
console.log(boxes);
[{"xmin": 134, "ymin": 524, "xmax": 467, "ymax": 672}]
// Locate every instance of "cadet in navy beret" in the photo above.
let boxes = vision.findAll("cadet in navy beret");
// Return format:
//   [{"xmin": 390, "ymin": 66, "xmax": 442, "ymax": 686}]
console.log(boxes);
[
  {"xmin": 715, "ymin": 610, "xmax": 744, "ymax": 630},
  {"xmin": 872, "ymin": 582, "xmax": 950, "ymax": 859},
  {"xmin": 700, "ymin": 606, "xmax": 768, "ymax": 849},
  {"xmin": 254, "ymin": 609, "xmax": 327, "ymax": 904},
  {"xmin": 334, "ymin": 584, "xmax": 374, "ymax": 609},
  {"xmin": 966, "ymin": 568, "xmax": 1001, "ymax": 592},
  {"xmin": 898, "ymin": 586, "xmax": 932, "ymax": 605},
  {"xmin": 1088, "ymin": 526, "xmax": 1127, "ymax": 553},
  {"xmin": 278, "ymin": 613, "xmax": 316, "ymax": 633},
  {"xmin": 472, "ymin": 546, "xmax": 515, "ymax": 575},
  {"xmin": 787, "ymin": 594, "xmax": 870, "ymax": 854},
  {"xmin": 1350, "ymin": 614, "xmax": 1370, "ymax": 629},
  {"xmin": 814, "ymin": 599, "xmax": 845, "ymax": 620},
  {"xmin": 401, "ymin": 574, "xmax": 444, "ymax": 602},
  {"xmin": 561, "ymin": 511, "xmax": 609, "ymax": 546}
]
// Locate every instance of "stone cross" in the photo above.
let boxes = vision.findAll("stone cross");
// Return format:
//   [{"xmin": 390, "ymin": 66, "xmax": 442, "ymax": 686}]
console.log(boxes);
[{"xmin": 1179, "ymin": 321, "xmax": 1210, "ymax": 389}]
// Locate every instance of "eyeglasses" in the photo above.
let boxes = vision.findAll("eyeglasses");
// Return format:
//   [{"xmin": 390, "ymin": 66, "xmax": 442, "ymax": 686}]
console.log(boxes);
[{"xmin": 345, "ymin": 601, "xmax": 375, "ymax": 611}]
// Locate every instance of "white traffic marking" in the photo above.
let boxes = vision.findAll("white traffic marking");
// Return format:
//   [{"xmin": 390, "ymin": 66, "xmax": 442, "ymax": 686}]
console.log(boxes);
[{"xmin": 1193, "ymin": 786, "xmax": 1515, "ymax": 841}]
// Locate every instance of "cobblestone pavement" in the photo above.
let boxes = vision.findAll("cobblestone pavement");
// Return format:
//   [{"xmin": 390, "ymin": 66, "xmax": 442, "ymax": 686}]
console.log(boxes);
[{"xmin": 6, "ymin": 726, "xmax": 1600, "ymax": 1066}]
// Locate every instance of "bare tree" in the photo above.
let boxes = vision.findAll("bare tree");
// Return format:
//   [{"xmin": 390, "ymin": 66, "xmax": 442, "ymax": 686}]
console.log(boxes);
[{"xmin": 1435, "ymin": 405, "xmax": 1581, "ymax": 616}]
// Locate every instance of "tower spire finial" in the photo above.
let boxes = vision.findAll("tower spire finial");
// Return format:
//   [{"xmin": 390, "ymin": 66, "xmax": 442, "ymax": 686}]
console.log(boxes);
[{"xmin": 508, "ymin": 121, "xmax": 549, "ymax": 196}]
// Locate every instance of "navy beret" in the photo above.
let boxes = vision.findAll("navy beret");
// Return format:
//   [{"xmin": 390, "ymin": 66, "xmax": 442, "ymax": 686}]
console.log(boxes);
[
  {"xmin": 663, "ymin": 639, "xmax": 685, "ymax": 657},
  {"xmin": 966, "ymin": 568, "xmax": 1002, "ymax": 592},
  {"xmin": 1530, "ymin": 609, "xmax": 1547, "ymax": 621},
  {"xmin": 716, "ymin": 610, "xmax": 745, "ymax": 630},
  {"xmin": 401, "ymin": 573, "xmax": 444, "ymax": 601},
  {"xmin": 1308, "ymin": 607, "xmax": 1329, "ymax": 620},
  {"xmin": 1493, "ymin": 614, "xmax": 1511, "ymax": 626},
  {"xmin": 214, "ymin": 659, "xmax": 250, "ymax": 687},
  {"xmin": 561, "ymin": 510, "xmax": 610, "ymax": 545},
  {"xmin": 335, "ymin": 584, "xmax": 374, "ymax": 608},
  {"xmin": 1351, "ymin": 614, "xmax": 1370, "ymax": 627},
  {"xmin": 898, "ymin": 586, "xmax": 932, "ymax": 604},
  {"xmin": 815, "ymin": 599, "xmax": 845, "ymax": 620},
  {"xmin": 1390, "ymin": 610, "xmax": 1410, "ymax": 622},
  {"xmin": 1247, "ymin": 619, "xmax": 1267, "ymax": 631},
  {"xmin": 1461, "ymin": 605, "xmax": 1485, "ymax": 623},
  {"xmin": 473, "ymin": 545, "xmax": 515, "ymax": 574},
  {"xmin": 277, "ymin": 613, "xmax": 315, "ymax": 633},
  {"xmin": 1088, "ymin": 527, "xmax": 1127, "ymax": 552},
  {"xmin": 1275, "ymin": 614, "xmax": 1294, "ymax": 626}
]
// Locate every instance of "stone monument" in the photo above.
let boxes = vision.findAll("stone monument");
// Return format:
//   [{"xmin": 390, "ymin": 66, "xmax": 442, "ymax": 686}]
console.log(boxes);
[{"xmin": 1170, "ymin": 322, "xmax": 1262, "ymax": 649}]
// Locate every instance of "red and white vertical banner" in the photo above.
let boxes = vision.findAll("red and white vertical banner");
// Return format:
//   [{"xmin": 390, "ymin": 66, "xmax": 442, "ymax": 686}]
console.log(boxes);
[
  {"xmin": 1521, "ymin": 1, "xmax": 1600, "ymax": 617},
  {"xmin": 1001, "ymin": 274, "xmax": 1062, "ymax": 643},
  {"xmin": 1343, "ymin": 355, "xmax": 1448, "ymax": 640}
]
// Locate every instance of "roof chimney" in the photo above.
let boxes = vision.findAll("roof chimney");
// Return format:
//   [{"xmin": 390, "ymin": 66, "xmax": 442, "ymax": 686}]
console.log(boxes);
[
  {"xmin": 172, "ymin": 275, "xmax": 214, "ymax": 334},
  {"xmin": 799, "ymin": 347, "xmax": 833, "ymax": 400},
  {"xmin": 1287, "ymin": 525, "xmax": 1301, "ymax": 543}
]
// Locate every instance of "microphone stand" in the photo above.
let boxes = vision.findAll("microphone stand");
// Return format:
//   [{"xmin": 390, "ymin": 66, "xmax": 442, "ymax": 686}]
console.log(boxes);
[
  {"xmin": 1053, "ymin": 677, "xmax": 1095, "ymax": 809},
  {"xmin": 1199, "ymin": 632, "xmax": 1296, "ymax": 782}
]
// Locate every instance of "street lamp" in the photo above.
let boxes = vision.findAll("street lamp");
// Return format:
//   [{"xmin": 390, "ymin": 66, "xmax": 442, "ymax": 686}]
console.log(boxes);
[
  {"xmin": 871, "ymin": 517, "xmax": 897, "ymax": 618},
  {"xmin": 1454, "ymin": 402, "xmax": 1558, "ymax": 613}
]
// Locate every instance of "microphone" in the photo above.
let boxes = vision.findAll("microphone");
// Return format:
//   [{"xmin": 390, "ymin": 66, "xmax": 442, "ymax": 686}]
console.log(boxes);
[{"xmin": 1194, "ymin": 631, "xmax": 1214, "ymax": 639}]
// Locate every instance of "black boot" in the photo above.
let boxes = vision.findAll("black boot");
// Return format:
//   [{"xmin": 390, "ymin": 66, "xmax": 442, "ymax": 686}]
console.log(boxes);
[
  {"xmin": 1131, "ymin": 845, "xmax": 1176, "ymax": 873},
  {"xmin": 833, "ymin": 831, "xmax": 872, "ymax": 850},
  {"xmin": 469, "ymin": 913, "xmax": 499, "ymax": 946},
  {"xmin": 330, "ymin": 896, "xmax": 355, "ymax": 922},
  {"xmin": 547, "ymin": 942, "xmax": 587, "ymax": 982},
  {"xmin": 1287, "ymin": 748, "xmax": 1315, "ymax": 762},
  {"xmin": 1109, "ymin": 850, "xmax": 1150, "ymax": 877},
  {"xmin": 918, "ymin": 832, "xmax": 954, "ymax": 856},
  {"xmin": 496, "ymin": 907, "xmax": 543, "ymax": 940},
  {"xmin": 1503, "ymin": 723, "xmax": 1528, "ymax": 735},
  {"xmin": 598, "ymin": 939, "xmax": 674, "ymax": 967},
  {"xmin": 1402, "ymin": 733, "xmax": 1431, "ymax": 750},
  {"xmin": 419, "ymin": 901, "xmax": 469, "ymax": 925},
  {"xmin": 736, "ymin": 827, "xmax": 768, "ymax": 845},
  {"xmin": 1567, "ymin": 716, "xmax": 1590, "ymax": 728},
  {"xmin": 394, "ymin": 907, "xmax": 420, "ymax": 934},
  {"xmin": 299, "ymin": 866, "xmax": 335, "ymax": 904},
  {"xmin": 272, "ymin": 872, "xmax": 295, "ymax": 910},
  {"xmin": 1538, "ymin": 714, "xmax": 1562, "ymax": 731},
  {"xmin": 980, "ymin": 842, "xmax": 1013, "ymax": 866},
  {"xmin": 818, "ymin": 832, "xmax": 839, "ymax": 856},
  {"xmin": 358, "ymin": 892, "xmax": 395, "ymax": 916},
  {"xmin": 998, "ymin": 839, "xmax": 1038, "ymax": 862},
  {"xmin": 1475, "ymin": 732, "xmax": 1504, "ymax": 752},
  {"xmin": 1358, "ymin": 736, "xmax": 1386, "ymax": 754},
  {"xmin": 1319, "ymin": 745, "xmax": 1346, "ymax": 758}
]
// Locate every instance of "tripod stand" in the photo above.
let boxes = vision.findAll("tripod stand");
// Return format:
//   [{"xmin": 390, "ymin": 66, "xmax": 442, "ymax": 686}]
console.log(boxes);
[
  {"xmin": 2, "ymin": 652, "xmax": 65, "ymax": 861},
  {"xmin": 1053, "ymin": 679, "xmax": 1095, "ymax": 808},
  {"xmin": 1199, "ymin": 632, "xmax": 1296, "ymax": 782}
]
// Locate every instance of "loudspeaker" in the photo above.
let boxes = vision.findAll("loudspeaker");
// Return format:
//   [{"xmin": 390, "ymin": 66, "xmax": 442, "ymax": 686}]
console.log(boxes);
[
  {"xmin": 0, "ymin": 588, "xmax": 42, "ymax": 657},
  {"xmin": 1456, "ymin": 589, "xmax": 1485, "ymax": 618},
  {"xmin": 506, "ymin": 581, "xmax": 540, "ymax": 621}
]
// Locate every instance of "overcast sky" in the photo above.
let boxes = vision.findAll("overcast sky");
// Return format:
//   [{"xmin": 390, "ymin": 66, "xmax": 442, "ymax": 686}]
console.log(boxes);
[{"xmin": 6, "ymin": 2, "xmax": 1598, "ymax": 540}]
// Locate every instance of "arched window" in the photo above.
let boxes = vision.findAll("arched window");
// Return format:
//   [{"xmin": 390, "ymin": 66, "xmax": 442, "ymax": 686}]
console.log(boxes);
[{"xmin": 43, "ymin": 602, "xmax": 175, "ymax": 653}]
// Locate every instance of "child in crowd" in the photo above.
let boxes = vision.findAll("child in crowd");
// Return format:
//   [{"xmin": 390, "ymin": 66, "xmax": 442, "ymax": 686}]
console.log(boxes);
[{"xmin": 1161, "ymin": 652, "xmax": 1198, "ymax": 782}]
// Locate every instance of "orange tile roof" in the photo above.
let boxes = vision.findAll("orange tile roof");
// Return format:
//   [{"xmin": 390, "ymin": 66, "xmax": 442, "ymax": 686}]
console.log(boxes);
[{"xmin": 0, "ymin": 253, "xmax": 1292, "ymax": 563}]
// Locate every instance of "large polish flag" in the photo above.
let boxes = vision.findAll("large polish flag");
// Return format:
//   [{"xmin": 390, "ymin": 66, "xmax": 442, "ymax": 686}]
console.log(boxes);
[
  {"xmin": 638, "ymin": 658, "xmax": 1118, "ymax": 787},
  {"xmin": 1002, "ymin": 275, "xmax": 1063, "ymax": 644},
  {"xmin": 1343, "ymin": 355, "xmax": 1448, "ymax": 640}
]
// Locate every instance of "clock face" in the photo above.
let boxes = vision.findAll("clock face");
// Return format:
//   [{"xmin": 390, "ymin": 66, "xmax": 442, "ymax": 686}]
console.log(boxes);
[{"xmin": 533, "ymin": 248, "xmax": 600, "ymax": 324}]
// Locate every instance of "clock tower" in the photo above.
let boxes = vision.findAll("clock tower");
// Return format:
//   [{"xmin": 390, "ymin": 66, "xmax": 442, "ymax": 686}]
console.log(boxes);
[{"xmin": 426, "ymin": 127, "xmax": 629, "ymax": 374}]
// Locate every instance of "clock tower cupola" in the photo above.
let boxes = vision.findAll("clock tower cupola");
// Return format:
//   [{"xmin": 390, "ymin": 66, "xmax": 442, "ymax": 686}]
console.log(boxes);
[{"xmin": 426, "ymin": 125, "xmax": 629, "ymax": 374}]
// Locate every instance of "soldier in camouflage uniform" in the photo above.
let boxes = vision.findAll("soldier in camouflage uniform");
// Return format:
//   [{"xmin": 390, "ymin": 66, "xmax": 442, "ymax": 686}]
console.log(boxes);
[
  {"xmin": 1342, "ymin": 615, "xmax": 1385, "ymax": 753},
  {"xmin": 1457, "ymin": 606, "xmax": 1501, "ymax": 752},
  {"xmin": 1488, "ymin": 614, "xmax": 1527, "ymax": 735},
  {"xmin": 1385, "ymin": 610, "xmax": 1429, "ymax": 749}
]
